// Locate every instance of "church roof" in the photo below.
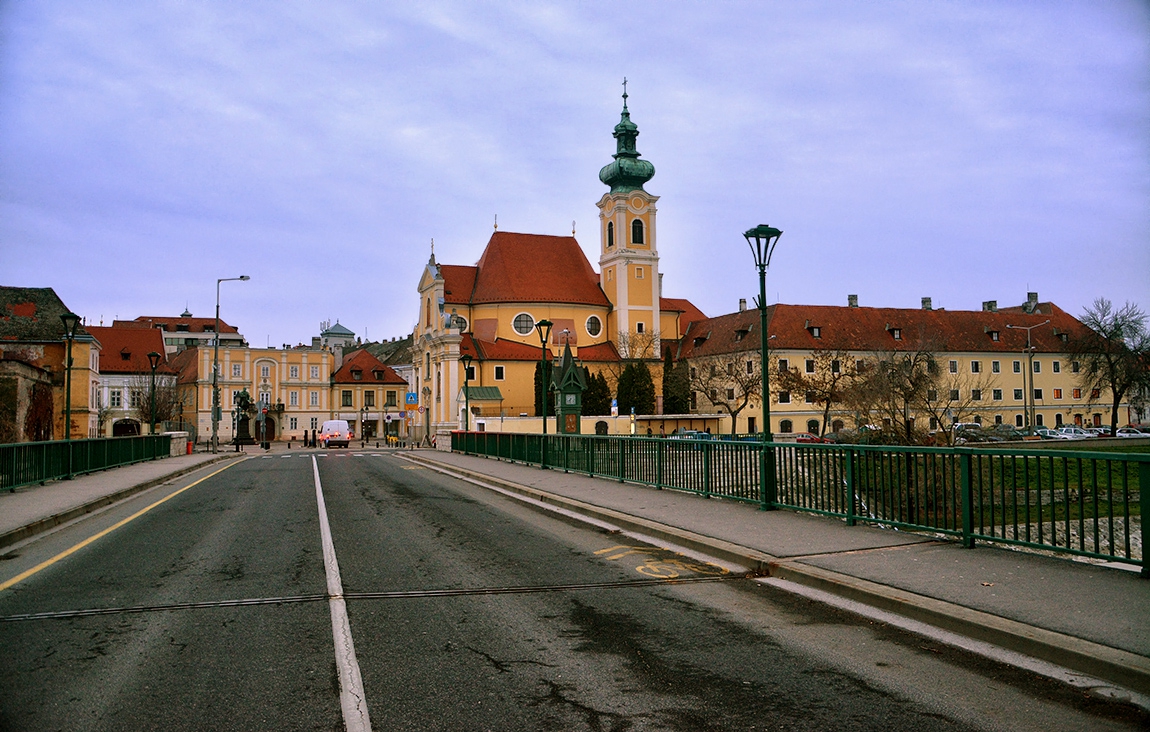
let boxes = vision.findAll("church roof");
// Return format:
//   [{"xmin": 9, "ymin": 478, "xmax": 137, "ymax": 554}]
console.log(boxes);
[
  {"xmin": 322, "ymin": 321, "xmax": 355, "ymax": 337},
  {"xmin": 454, "ymin": 231, "xmax": 610, "ymax": 307},
  {"xmin": 661, "ymin": 298, "xmax": 707, "ymax": 328}
]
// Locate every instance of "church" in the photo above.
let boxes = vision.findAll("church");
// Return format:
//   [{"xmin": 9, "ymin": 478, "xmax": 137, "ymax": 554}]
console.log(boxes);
[{"xmin": 414, "ymin": 89, "xmax": 704, "ymax": 440}]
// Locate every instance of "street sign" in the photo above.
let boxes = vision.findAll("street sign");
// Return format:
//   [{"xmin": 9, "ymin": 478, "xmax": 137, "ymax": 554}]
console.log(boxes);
[
  {"xmin": 405, "ymin": 392, "xmax": 419, "ymax": 406},
  {"xmin": 385, "ymin": 413, "xmax": 393, "ymax": 423},
  {"xmin": 417, "ymin": 406, "xmax": 425, "ymax": 414}
]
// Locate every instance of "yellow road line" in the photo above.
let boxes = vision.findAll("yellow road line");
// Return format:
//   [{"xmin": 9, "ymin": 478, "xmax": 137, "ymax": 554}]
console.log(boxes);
[{"xmin": 0, "ymin": 460, "xmax": 245, "ymax": 593}]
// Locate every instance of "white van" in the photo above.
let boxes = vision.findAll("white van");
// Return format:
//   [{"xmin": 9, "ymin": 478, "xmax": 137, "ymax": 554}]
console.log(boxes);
[{"xmin": 320, "ymin": 419, "xmax": 352, "ymax": 448}]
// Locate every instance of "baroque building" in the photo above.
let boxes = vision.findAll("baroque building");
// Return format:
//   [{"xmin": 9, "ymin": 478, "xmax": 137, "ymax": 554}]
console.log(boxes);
[{"xmin": 414, "ymin": 90, "xmax": 705, "ymax": 441}]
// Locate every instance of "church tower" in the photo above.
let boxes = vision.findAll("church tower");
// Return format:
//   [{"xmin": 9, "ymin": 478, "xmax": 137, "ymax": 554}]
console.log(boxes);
[{"xmin": 598, "ymin": 82, "xmax": 660, "ymax": 359}]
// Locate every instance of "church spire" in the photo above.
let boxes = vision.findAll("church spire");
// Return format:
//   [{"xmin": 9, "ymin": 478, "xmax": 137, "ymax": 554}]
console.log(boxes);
[{"xmin": 599, "ymin": 80, "xmax": 655, "ymax": 193}]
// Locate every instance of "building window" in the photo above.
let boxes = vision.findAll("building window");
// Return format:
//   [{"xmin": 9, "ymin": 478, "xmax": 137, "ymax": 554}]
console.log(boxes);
[
  {"xmin": 810, "ymin": 326, "xmax": 821, "ymax": 338},
  {"xmin": 746, "ymin": 360, "xmax": 754, "ymax": 375},
  {"xmin": 1016, "ymin": 414, "xmax": 1024, "ymax": 427},
  {"xmin": 365, "ymin": 391, "xmax": 375, "ymax": 407},
  {"xmin": 992, "ymin": 389, "xmax": 1002, "ymax": 401},
  {"xmin": 990, "ymin": 330, "xmax": 1000, "ymax": 341},
  {"xmin": 259, "ymin": 392, "xmax": 271, "ymax": 405},
  {"xmin": 289, "ymin": 391, "xmax": 299, "ymax": 406},
  {"xmin": 973, "ymin": 415, "xmax": 982, "ymax": 425},
  {"xmin": 289, "ymin": 365, "xmax": 299, "ymax": 379},
  {"xmin": 352, "ymin": 370, "xmax": 362, "ymax": 380},
  {"xmin": 232, "ymin": 364, "xmax": 242, "ymax": 377},
  {"xmin": 779, "ymin": 419, "xmax": 793, "ymax": 433},
  {"xmin": 586, "ymin": 316, "xmax": 602, "ymax": 337},
  {"xmin": 929, "ymin": 417, "xmax": 938, "ymax": 430},
  {"xmin": 1072, "ymin": 388, "xmax": 1082, "ymax": 399},
  {"xmin": 994, "ymin": 414, "xmax": 1003, "ymax": 425},
  {"xmin": 513, "ymin": 313, "xmax": 536, "ymax": 336},
  {"xmin": 636, "ymin": 322, "xmax": 645, "ymax": 334},
  {"xmin": 949, "ymin": 389, "xmax": 960, "ymax": 401},
  {"xmin": 110, "ymin": 389, "xmax": 122, "ymax": 408},
  {"xmin": 1013, "ymin": 361, "xmax": 1021, "ymax": 373},
  {"xmin": 971, "ymin": 389, "xmax": 982, "ymax": 401},
  {"xmin": 631, "ymin": 218, "xmax": 644, "ymax": 245},
  {"xmin": 130, "ymin": 390, "xmax": 142, "ymax": 408},
  {"xmin": 992, "ymin": 360, "xmax": 1000, "ymax": 374},
  {"xmin": 805, "ymin": 359, "xmax": 815, "ymax": 374},
  {"xmin": 1053, "ymin": 388, "xmax": 1062, "ymax": 400},
  {"xmin": 342, "ymin": 390, "xmax": 353, "ymax": 407},
  {"xmin": 690, "ymin": 367, "xmax": 697, "ymax": 380},
  {"xmin": 830, "ymin": 360, "xmax": 840, "ymax": 373},
  {"xmin": 1071, "ymin": 361, "xmax": 1080, "ymax": 373},
  {"xmin": 1033, "ymin": 389, "xmax": 1043, "ymax": 401},
  {"xmin": 689, "ymin": 391, "xmax": 697, "ymax": 409},
  {"xmin": 927, "ymin": 389, "xmax": 938, "ymax": 402},
  {"xmin": 805, "ymin": 391, "xmax": 816, "ymax": 404},
  {"xmin": 310, "ymin": 417, "xmax": 318, "ymax": 430},
  {"xmin": 778, "ymin": 359, "xmax": 789, "ymax": 373},
  {"xmin": 971, "ymin": 361, "xmax": 981, "ymax": 374},
  {"xmin": 778, "ymin": 391, "xmax": 791, "ymax": 404},
  {"xmin": 1014, "ymin": 389, "xmax": 1024, "ymax": 400},
  {"xmin": 464, "ymin": 365, "xmax": 475, "ymax": 380},
  {"xmin": 1052, "ymin": 361, "xmax": 1061, "ymax": 373},
  {"xmin": 290, "ymin": 417, "xmax": 298, "ymax": 430},
  {"xmin": 1091, "ymin": 388, "xmax": 1100, "ymax": 399},
  {"xmin": 311, "ymin": 366, "xmax": 320, "ymax": 380},
  {"xmin": 948, "ymin": 360, "xmax": 958, "ymax": 374},
  {"xmin": 1032, "ymin": 361, "xmax": 1041, "ymax": 373},
  {"xmin": 709, "ymin": 388, "xmax": 718, "ymax": 402},
  {"xmin": 494, "ymin": 365, "xmax": 505, "ymax": 380},
  {"xmin": 606, "ymin": 221, "xmax": 614, "ymax": 248},
  {"xmin": 892, "ymin": 329, "xmax": 901, "ymax": 340},
  {"xmin": 727, "ymin": 362, "xmax": 734, "ymax": 376},
  {"xmin": 383, "ymin": 391, "xmax": 395, "ymax": 407},
  {"xmin": 259, "ymin": 364, "xmax": 269, "ymax": 378},
  {"xmin": 310, "ymin": 391, "xmax": 319, "ymax": 406},
  {"xmin": 1035, "ymin": 413, "xmax": 1044, "ymax": 426},
  {"xmin": 1055, "ymin": 413, "xmax": 1063, "ymax": 427},
  {"xmin": 635, "ymin": 266, "xmax": 644, "ymax": 279},
  {"xmin": 726, "ymin": 388, "xmax": 735, "ymax": 400}
]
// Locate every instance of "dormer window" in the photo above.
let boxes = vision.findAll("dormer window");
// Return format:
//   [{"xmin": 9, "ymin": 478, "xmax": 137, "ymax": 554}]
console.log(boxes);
[
  {"xmin": 734, "ymin": 328, "xmax": 748, "ymax": 342},
  {"xmin": 984, "ymin": 326, "xmax": 1000, "ymax": 342},
  {"xmin": 374, "ymin": 370, "xmax": 384, "ymax": 380},
  {"xmin": 891, "ymin": 327, "xmax": 902, "ymax": 340},
  {"xmin": 120, "ymin": 350, "xmax": 131, "ymax": 361},
  {"xmin": 804, "ymin": 320, "xmax": 821, "ymax": 338},
  {"xmin": 352, "ymin": 370, "xmax": 362, "ymax": 380}
]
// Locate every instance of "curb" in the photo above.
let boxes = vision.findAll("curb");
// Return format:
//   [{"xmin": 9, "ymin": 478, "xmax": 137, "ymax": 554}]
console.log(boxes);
[
  {"xmin": 406, "ymin": 452, "xmax": 1150, "ymax": 698},
  {"xmin": 0, "ymin": 454, "xmax": 239, "ymax": 551}
]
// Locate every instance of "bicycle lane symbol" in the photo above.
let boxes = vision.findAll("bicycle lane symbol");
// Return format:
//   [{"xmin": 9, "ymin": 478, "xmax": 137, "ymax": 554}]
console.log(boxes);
[{"xmin": 593, "ymin": 545, "xmax": 731, "ymax": 579}]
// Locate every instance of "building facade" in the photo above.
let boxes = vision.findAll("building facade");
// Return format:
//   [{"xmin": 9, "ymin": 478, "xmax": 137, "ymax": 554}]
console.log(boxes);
[{"xmin": 87, "ymin": 325, "xmax": 177, "ymax": 436}]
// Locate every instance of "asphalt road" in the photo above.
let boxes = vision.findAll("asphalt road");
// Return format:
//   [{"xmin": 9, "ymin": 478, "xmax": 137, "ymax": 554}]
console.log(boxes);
[{"xmin": 0, "ymin": 450, "xmax": 1144, "ymax": 731}]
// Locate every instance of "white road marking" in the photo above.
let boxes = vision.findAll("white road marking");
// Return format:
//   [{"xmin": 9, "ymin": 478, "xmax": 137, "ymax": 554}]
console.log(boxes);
[
  {"xmin": 311, "ymin": 457, "xmax": 372, "ymax": 731},
  {"xmin": 281, "ymin": 455, "xmax": 293, "ymax": 459}
]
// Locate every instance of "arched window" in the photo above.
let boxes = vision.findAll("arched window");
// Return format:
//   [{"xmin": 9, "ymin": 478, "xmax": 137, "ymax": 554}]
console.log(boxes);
[
  {"xmin": 807, "ymin": 420, "xmax": 820, "ymax": 434},
  {"xmin": 513, "ymin": 313, "xmax": 535, "ymax": 336},
  {"xmin": 606, "ymin": 221, "xmax": 614, "ymax": 248},
  {"xmin": 425, "ymin": 298, "xmax": 431, "ymax": 327},
  {"xmin": 631, "ymin": 219, "xmax": 644, "ymax": 245},
  {"xmin": 779, "ymin": 419, "xmax": 793, "ymax": 434},
  {"xmin": 832, "ymin": 420, "xmax": 844, "ymax": 433}
]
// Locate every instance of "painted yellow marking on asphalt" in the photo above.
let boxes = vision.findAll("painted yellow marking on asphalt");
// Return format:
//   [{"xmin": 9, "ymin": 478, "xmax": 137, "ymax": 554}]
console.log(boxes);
[
  {"xmin": 401, "ymin": 466, "xmax": 424, "ymax": 470},
  {"xmin": 0, "ymin": 460, "xmax": 245, "ymax": 593},
  {"xmin": 594, "ymin": 545, "xmax": 658, "ymax": 560}
]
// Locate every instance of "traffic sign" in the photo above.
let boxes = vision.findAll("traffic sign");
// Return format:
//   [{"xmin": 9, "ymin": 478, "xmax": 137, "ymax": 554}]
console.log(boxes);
[
  {"xmin": 417, "ymin": 406, "xmax": 425, "ymax": 414},
  {"xmin": 405, "ymin": 392, "xmax": 419, "ymax": 406}
]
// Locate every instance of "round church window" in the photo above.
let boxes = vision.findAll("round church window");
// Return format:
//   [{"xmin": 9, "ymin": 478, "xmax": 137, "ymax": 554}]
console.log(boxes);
[
  {"xmin": 513, "ymin": 313, "xmax": 535, "ymax": 336},
  {"xmin": 586, "ymin": 316, "xmax": 602, "ymax": 337}
]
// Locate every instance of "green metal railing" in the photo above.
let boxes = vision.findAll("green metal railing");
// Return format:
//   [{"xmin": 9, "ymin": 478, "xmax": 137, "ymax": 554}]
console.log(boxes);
[
  {"xmin": 0, "ymin": 435, "xmax": 172, "ymax": 492},
  {"xmin": 453, "ymin": 431, "xmax": 1148, "ymax": 574}
]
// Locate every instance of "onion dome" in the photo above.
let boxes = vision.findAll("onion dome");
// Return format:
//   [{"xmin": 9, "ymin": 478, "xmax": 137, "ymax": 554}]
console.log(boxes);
[{"xmin": 598, "ymin": 83, "xmax": 655, "ymax": 193}]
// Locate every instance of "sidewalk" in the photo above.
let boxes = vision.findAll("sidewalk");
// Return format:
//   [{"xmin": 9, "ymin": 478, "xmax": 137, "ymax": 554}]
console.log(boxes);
[
  {"xmin": 404, "ymin": 449, "xmax": 1150, "ymax": 699},
  {"xmin": 0, "ymin": 450, "xmax": 241, "ymax": 549}
]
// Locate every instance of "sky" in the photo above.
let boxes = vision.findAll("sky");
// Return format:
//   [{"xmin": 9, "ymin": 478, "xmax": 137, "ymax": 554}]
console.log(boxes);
[{"xmin": 2, "ymin": 1, "xmax": 1147, "ymax": 349}]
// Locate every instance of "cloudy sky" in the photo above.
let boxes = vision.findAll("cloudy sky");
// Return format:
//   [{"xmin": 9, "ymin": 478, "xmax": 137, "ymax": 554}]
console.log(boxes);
[{"xmin": 2, "ymin": 1, "xmax": 1147, "ymax": 348}]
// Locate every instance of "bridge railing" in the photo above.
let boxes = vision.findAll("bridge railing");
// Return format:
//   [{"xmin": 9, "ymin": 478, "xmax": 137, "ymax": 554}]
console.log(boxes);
[
  {"xmin": 453, "ymin": 431, "xmax": 1147, "ymax": 574},
  {"xmin": 0, "ymin": 435, "xmax": 172, "ymax": 492}
]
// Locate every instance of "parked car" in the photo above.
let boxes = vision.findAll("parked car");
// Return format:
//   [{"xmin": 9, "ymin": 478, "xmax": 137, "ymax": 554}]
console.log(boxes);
[
  {"xmin": 319, "ymin": 419, "xmax": 353, "ymax": 448},
  {"xmin": 1084, "ymin": 426, "xmax": 1111, "ymax": 437},
  {"xmin": 1055, "ymin": 426, "xmax": 1093, "ymax": 440},
  {"xmin": 1031, "ymin": 428, "xmax": 1061, "ymax": 439},
  {"xmin": 988, "ymin": 425, "xmax": 1027, "ymax": 441},
  {"xmin": 954, "ymin": 427, "xmax": 1004, "ymax": 444},
  {"xmin": 792, "ymin": 432, "xmax": 832, "ymax": 444},
  {"xmin": 1114, "ymin": 427, "xmax": 1145, "ymax": 438}
]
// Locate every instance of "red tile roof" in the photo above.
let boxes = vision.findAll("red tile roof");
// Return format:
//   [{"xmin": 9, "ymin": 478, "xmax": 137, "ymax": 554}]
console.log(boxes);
[
  {"xmin": 87, "ymin": 326, "xmax": 174, "ymax": 374},
  {"xmin": 124, "ymin": 316, "xmax": 240, "ymax": 334},
  {"xmin": 468, "ymin": 336, "xmax": 620, "ymax": 363},
  {"xmin": 661, "ymin": 297, "xmax": 707, "ymax": 328},
  {"xmin": 461, "ymin": 232, "xmax": 611, "ymax": 306},
  {"xmin": 441, "ymin": 265, "xmax": 478, "ymax": 306},
  {"xmin": 679, "ymin": 302, "xmax": 1091, "ymax": 359},
  {"xmin": 168, "ymin": 347, "xmax": 200, "ymax": 385},
  {"xmin": 332, "ymin": 348, "xmax": 407, "ymax": 385}
]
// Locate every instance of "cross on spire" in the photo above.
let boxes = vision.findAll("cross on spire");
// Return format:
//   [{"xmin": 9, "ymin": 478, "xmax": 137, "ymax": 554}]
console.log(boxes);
[{"xmin": 622, "ymin": 77, "xmax": 628, "ymax": 110}]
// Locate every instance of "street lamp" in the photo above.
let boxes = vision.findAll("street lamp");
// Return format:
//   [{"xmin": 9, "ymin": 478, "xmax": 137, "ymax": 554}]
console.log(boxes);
[
  {"xmin": 535, "ymin": 319, "xmax": 554, "ymax": 435},
  {"xmin": 59, "ymin": 312, "xmax": 81, "ymax": 442},
  {"xmin": 460, "ymin": 353, "xmax": 473, "ymax": 432},
  {"xmin": 148, "ymin": 351, "xmax": 161, "ymax": 435},
  {"xmin": 211, "ymin": 275, "xmax": 250, "ymax": 453},
  {"xmin": 360, "ymin": 405, "xmax": 367, "ymax": 447},
  {"xmin": 744, "ymin": 224, "xmax": 783, "ymax": 510},
  {"xmin": 1006, "ymin": 320, "xmax": 1049, "ymax": 431}
]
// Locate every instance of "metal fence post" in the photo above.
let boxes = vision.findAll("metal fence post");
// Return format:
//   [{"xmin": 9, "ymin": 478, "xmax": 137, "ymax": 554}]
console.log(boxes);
[
  {"xmin": 845, "ymin": 448, "xmax": 857, "ymax": 527},
  {"xmin": 704, "ymin": 441, "xmax": 712, "ymax": 498},
  {"xmin": 655, "ymin": 438, "xmax": 664, "ymax": 490},
  {"xmin": 959, "ymin": 448, "xmax": 975, "ymax": 549}
]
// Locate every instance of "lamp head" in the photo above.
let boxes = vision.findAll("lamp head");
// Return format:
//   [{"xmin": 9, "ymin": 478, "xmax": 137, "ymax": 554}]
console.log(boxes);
[
  {"xmin": 148, "ymin": 351, "xmax": 162, "ymax": 370},
  {"xmin": 535, "ymin": 319, "xmax": 554, "ymax": 344},
  {"xmin": 743, "ymin": 225, "xmax": 783, "ymax": 269},
  {"xmin": 59, "ymin": 311, "xmax": 81, "ymax": 338},
  {"xmin": 239, "ymin": 275, "xmax": 250, "ymax": 281}
]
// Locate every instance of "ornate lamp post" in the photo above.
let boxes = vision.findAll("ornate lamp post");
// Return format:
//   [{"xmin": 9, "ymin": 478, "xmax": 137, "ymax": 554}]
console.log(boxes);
[
  {"xmin": 1006, "ymin": 320, "xmax": 1049, "ymax": 431},
  {"xmin": 59, "ymin": 312, "xmax": 81, "ymax": 442},
  {"xmin": 744, "ymin": 224, "xmax": 783, "ymax": 509},
  {"xmin": 460, "ymin": 353, "xmax": 473, "ymax": 432},
  {"xmin": 535, "ymin": 319, "xmax": 553, "ymax": 435},
  {"xmin": 211, "ymin": 275, "xmax": 250, "ymax": 453},
  {"xmin": 148, "ymin": 351, "xmax": 161, "ymax": 435}
]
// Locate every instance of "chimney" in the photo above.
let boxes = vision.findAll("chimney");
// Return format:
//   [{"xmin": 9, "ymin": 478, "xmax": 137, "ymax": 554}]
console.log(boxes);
[
  {"xmin": 982, "ymin": 300, "xmax": 997, "ymax": 312},
  {"xmin": 921, "ymin": 297, "xmax": 932, "ymax": 311},
  {"xmin": 847, "ymin": 294, "xmax": 858, "ymax": 308},
  {"xmin": 739, "ymin": 298, "xmax": 747, "ymax": 312}
]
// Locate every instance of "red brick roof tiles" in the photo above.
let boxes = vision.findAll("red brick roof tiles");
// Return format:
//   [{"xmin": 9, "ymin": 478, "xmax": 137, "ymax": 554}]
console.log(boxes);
[
  {"xmin": 333, "ymin": 348, "xmax": 406, "ymax": 385},
  {"xmin": 126, "ymin": 317, "xmax": 239, "ymax": 334},
  {"xmin": 467, "ymin": 232, "xmax": 610, "ymax": 306},
  {"xmin": 87, "ymin": 326, "xmax": 174, "ymax": 374}
]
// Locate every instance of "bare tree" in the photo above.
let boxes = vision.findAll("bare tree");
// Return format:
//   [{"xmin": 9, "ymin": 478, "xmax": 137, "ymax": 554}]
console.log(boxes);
[
  {"xmin": 775, "ymin": 349, "xmax": 858, "ymax": 436},
  {"xmin": 128, "ymin": 374, "xmax": 184, "ymax": 429},
  {"xmin": 688, "ymin": 354, "xmax": 761, "ymax": 434},
  {"xmin": 1073, "ymin": 298, "xmax": 1150, "ymax": 434}
]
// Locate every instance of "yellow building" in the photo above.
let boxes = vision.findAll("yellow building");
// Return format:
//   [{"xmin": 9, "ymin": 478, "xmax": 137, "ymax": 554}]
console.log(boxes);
[{"xmin": 414, "ymin": 91, "xmax": 704, "ymax": 440}]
